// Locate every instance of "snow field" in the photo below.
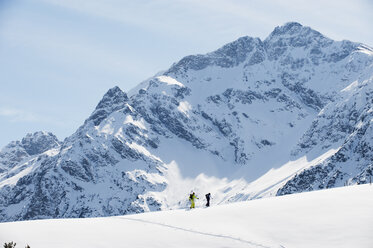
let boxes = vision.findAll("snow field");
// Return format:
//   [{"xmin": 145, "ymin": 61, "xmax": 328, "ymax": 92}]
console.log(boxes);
[{"xmin": 1, "ymin": 184, "xmax": 372, "ymax": 248}]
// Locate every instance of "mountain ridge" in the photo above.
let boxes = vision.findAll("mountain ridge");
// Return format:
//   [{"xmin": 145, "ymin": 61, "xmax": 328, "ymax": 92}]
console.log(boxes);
[{"xmin": 1, "ymin": 22, "xmax": 373, "ymax": 222}]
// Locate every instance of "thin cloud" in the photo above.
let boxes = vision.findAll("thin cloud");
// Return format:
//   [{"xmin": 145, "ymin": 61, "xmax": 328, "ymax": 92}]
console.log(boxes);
[
  {"xmin": 38, "ymin": 0, "xmax": 261, "ymax": 40},
  {"xmin": 2, "ymin": 22, "xmax": 149, "ymax": 77},
  {"xmin": 38, "ymin": 0, "xmax": 373, "ymax": 45},
  {"xmin": 0, "ymin": 107, "xmax": 68, "ymax": 127},
  {"xmin": 0, "ymin": 105, "xmax": 87, "ymax": 133},
  {"xmin": 0, "ymin": 107, "xmax": 38, "ymax": 122}
]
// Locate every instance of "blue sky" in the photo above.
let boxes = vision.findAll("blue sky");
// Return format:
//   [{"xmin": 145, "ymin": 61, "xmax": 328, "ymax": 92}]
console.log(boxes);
[{"xmin": 0, "ymin": 0, "xmax": 372, "ymax": 148}]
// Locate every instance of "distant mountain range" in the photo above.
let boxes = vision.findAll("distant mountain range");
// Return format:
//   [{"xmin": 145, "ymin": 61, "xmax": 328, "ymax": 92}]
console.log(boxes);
[{"xmin": 1, "ymin": 22, "xmax": 372, "ymax": 222}]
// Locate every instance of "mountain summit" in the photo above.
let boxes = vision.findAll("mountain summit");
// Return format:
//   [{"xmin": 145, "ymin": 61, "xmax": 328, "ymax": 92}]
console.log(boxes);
[{"xmin": 1, "ymin": 22, "xmax": 372, "ymax": 222}]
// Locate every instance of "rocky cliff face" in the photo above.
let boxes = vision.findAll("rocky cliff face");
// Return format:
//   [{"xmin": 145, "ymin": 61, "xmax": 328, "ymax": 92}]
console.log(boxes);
[
  {"xmin": 278, "ymin": 70, "xmax": 373, "ymax": 195},
  {"xmin": 1, "ymin": 22, "xmax": 372, "ymax": 222}
]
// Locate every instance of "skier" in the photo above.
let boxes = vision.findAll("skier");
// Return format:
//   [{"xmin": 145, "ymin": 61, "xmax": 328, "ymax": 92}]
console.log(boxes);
[
  {"xmin": 205, "ymin": 193, "xmax": 211, "ymax": 207},
  {"xmin": 189, "ymin": 192, "xmax": 198, "ymax": 209}
]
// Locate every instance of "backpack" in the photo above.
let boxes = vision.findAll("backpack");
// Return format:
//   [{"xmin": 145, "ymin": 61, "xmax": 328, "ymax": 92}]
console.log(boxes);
[{"xmin": 189, "ymin": 193, "xmax": 193, "ymax": 200}]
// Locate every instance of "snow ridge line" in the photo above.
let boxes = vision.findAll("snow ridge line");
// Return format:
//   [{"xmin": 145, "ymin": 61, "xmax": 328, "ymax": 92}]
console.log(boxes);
[{"xmin": 118, "ymin": 217, "xmax": 280, "ymax": 248}]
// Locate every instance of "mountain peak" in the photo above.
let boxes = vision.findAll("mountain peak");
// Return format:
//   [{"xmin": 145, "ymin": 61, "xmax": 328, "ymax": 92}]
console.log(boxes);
[
  {"xmin": 271, "ymin": 22, "xmax": 304, "ymax": 36},
  {"xmin": 263, "ymin": 22, "xmax": 334, "ymax": 60},
  {"xmin": 21, "ymin": 131, "xmax": 60, "ymax": 155},
  {"xmin": 0, "ymin": 131, "xmax": 60, "ymax": 172},
  {"xmin": 88, "ymin": 86, "xmax": 128, "ymax": 126},
  {"xmin": 95, "ymin": 86, "xmax": 128, "ymax": 110},
  {"xmin": 266, "ymin": 22, "xmax": 327, "ymax": 42}
]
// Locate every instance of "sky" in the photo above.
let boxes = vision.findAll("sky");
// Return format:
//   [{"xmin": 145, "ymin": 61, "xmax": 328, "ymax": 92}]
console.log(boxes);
[{"xmin": 0, "ymin": 0, "xmax": 372, "ymax": 148}]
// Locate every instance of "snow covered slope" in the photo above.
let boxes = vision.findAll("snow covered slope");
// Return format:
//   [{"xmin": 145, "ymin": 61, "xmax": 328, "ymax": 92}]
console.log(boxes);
[
  {"xmin": 1, "ymin": 22, "xmax": 373, "ymax": 222},
  {"xmin": 1, "ymin": 185, "xmax": 372, "ymax": 248}
]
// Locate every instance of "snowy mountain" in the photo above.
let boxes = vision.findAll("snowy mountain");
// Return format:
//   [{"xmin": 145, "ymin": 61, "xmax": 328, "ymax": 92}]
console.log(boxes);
[
  {"xmin": 1, "ymin": 185, "xmax": 372, "ymax": 248},
  {"xmin": 1, "ymin": 22, "xmax": 373, "ymax": 222},
  {"xmin": 0, "ymin": 131, "xmax": 60, "ymax": 174}
]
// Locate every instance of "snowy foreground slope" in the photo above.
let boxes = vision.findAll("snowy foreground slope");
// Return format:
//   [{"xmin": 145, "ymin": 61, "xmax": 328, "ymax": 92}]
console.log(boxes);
[
  {"xmin": 1, "ymin": 22, "xmax": 373, "ymax": 222},
  {"xmin": 1, "ymin": 185, "xmax": 372, "ymax": 248}
]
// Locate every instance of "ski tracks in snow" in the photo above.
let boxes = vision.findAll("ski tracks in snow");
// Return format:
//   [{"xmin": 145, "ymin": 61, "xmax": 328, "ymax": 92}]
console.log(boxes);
[{"xmin": 117, "ymin": 217, "xmax": 282, "ymax": 248}]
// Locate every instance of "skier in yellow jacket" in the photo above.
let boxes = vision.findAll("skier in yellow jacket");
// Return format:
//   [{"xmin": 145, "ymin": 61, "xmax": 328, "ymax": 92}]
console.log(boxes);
[{"xmin": 189, "ymin": 192, "xmax": 198, "ymax": 209}]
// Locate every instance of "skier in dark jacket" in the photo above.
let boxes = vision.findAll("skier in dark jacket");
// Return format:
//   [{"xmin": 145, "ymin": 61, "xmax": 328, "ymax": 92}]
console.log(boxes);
[{"xmin": 205, "ymin": 193, "xmax": 211, "ymax": 207}]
